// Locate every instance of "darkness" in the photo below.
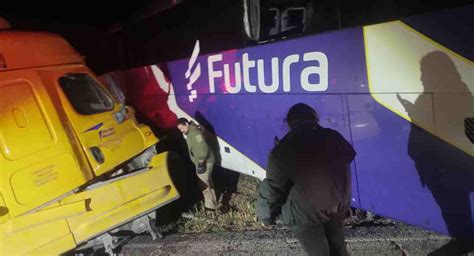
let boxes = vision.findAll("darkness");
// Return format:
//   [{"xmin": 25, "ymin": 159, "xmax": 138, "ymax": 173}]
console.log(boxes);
[
  {"xmin": 0, "ymin": 1, "xmax": 149, "ymax": 26},
  {"xmin": 1, "ymin": 0, "xmax": 473, "ymax": 74}
]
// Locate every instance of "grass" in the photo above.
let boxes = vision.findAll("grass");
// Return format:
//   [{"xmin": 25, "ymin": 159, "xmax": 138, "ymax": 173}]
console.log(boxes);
[
  {"xmin": 176, "ymin": 174, "xmax": 264, "ymax": 233},
  {"xmin": 170, "ymin": 174, "xmax": 393, "ymax": 234}
]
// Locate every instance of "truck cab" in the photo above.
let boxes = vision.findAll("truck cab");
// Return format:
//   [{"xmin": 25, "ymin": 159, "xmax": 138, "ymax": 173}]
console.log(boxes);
[{"xmin": 0, "ymin": 29, "xmax": 178, "ymax": 255}]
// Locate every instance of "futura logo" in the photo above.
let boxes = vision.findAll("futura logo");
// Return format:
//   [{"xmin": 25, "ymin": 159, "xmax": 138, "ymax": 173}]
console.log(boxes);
[
  {"xmin": 185, "ymin": 40, "xmax": 329, "ymax": 103},
  {"xmin": 185, "ymin": 40, "xmax": 201, "ymax": 102}
]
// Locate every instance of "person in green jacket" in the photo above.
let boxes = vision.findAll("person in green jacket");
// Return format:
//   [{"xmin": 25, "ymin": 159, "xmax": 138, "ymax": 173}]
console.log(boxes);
[
  {"xmin": 256, "ymin": 103, "xmax": 356, "ymax": 256},
  {"xmin": 177, "ymin": 118, "xmax": 219, "ymax": 210}
]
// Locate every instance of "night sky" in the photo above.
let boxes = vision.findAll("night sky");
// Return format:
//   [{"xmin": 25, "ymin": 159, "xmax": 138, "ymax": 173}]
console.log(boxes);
[{"xmin": 1, "ymin": 0, "xmax": 472, "ymax": 74}]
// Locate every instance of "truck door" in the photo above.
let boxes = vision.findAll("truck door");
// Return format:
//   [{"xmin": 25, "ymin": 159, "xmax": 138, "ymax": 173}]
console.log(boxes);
[
  {"xmin": 0, "ymin": 70, "xmax": 89, "ymax": 216},
  {"xmin": 51, "ymin": 69, "xmax": 147, "ymax": 176}
]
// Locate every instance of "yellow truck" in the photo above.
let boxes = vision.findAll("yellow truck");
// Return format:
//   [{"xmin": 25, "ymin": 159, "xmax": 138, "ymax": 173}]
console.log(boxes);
[{"xmin": 0, "ymin": 26, "xmax": 179, "ymax": 255}]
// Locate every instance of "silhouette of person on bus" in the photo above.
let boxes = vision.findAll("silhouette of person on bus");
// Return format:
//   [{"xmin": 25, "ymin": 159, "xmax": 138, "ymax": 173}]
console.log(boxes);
[{"xmin": 398, "ymin": 51, "xmax": 474, "ymax": 254}]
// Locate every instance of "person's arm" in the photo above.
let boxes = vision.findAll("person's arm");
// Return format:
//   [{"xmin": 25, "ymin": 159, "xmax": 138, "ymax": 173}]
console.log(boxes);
[
  {"xmin": 193, "ymin": 132, "xmax": 210, "ymax": 163},
  {"xmin": 331, "ymin": 130, "xmax": 356, "ymax": 164},
  {"xmin": 256, "ymin": 151, "xmax": 291, "ymax": 225},
  {"xmin": 330, "ymin": 130, "xmax": 356, "ymax": 213},
  {"xmin": 191, "ymin": 131, "xmax": 210, "ymax": 173}
]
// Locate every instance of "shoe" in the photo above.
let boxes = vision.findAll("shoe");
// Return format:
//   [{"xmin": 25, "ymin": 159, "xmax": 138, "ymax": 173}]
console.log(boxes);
[
  {"xmin": 218, "ymin": 205, "xmax": 229, "ymax": 214},
  {"xmin": 181, "ymin": 212, "xmax": 197, "ymax": 219},
  {"xmin": 204, "ymin": 207, "xmax": 217, "ymax": 213}
]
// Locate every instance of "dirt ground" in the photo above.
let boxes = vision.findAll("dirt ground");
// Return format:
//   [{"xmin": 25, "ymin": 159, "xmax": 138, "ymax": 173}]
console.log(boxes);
[
  {"xmin": 132, "ymin": 171, "xmax": 471, "ymax": 256},
  {"xmin": 120, "ymin": 223, "xmax": 472, "ymax": 256},
  {"xmin": 76, "ymin": 170, "xmax": 472, "ymax": 255}
]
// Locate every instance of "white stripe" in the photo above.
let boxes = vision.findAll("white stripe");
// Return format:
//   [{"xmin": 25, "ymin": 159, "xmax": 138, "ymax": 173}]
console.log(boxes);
[{"xmin": 185, "ymin": 40, "xmax": 201, "ymax": 79}]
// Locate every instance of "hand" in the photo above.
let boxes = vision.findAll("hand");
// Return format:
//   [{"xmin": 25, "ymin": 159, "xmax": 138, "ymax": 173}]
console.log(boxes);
[
  {"xmin": 396, "ymin": 93, "xmax": 414, "ymax": 112},
  {"xmin": 196, "ymin": 161, "xmax": 206, "ymax": 174},
  {"xmin": 419, "ymin": 177, "xmax": 427, "ymax": 188},
  {"xmin": 274, "ymin": 136, "xmax": 280, "ymax": 146}
]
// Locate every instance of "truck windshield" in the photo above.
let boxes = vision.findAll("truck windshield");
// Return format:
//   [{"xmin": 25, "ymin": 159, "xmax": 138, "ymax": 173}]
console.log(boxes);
[{"xmin": 59, "ymin": 73, "xmax": 114, "ymax": 115}]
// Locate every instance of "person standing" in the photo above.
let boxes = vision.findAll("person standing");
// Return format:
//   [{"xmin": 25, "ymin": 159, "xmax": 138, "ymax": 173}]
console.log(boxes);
[
  {"xmin": 177, "ymin": 118, "xmax": 219, "ymax": 211},
  {"xmin": 256, "ymin": 103, "xmax": 356, "ymax": 255}
]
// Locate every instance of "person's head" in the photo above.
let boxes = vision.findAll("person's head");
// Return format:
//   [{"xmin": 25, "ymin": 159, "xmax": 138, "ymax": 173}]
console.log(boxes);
[
  {"xmin": 285, "ymin": 103, "xmax": 319, "ymax": 130},
  {"xmin": 177, "ymin": 118, "xmax": 190, "ymax": 134},
  {"xmin": 420, "ymin": 51, "xmax": 462, "ymax": 92}
]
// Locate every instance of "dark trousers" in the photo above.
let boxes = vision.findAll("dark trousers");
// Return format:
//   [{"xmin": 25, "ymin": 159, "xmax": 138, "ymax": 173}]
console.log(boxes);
[{"xmin": 291, "ymin": 216, "xmax": 348, "ymax": 256}]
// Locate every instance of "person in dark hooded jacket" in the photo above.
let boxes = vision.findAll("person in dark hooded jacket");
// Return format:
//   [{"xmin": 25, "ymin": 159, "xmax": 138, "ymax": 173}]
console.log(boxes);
[{"xmin": 256, "ymin": 103, "xmax": 356, "ymax": 256}]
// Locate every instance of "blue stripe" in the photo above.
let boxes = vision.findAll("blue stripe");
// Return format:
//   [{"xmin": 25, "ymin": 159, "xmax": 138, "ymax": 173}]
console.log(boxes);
[{"xmin": 83, "ymin": 122, "xmax": 104, "ymax": 133}]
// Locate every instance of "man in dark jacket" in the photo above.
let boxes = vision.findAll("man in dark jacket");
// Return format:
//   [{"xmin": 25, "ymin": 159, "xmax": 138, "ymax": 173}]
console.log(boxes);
[{"xmin": 256, "ymin": 103, "xmax": 356, "ymax": 255}]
